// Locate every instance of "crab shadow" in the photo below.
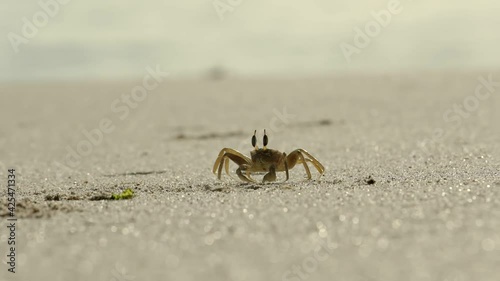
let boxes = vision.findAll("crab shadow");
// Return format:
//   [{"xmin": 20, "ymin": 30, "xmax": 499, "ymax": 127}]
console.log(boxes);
[{"xmin": 204, "ymin": 178, "xmax": 327, "ymax": 192}]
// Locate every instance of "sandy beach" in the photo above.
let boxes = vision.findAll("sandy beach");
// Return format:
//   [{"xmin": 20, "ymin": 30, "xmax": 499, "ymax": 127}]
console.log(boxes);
[{"xmin": 1, "ymin": 72, "xmax": 500, "ymax": 281}]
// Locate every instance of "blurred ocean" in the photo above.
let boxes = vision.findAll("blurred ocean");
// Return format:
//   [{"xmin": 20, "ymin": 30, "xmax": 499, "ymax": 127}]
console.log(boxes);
[{"xmin": 0, "ymin": 0, "xmax": 499, "ymax": 81}]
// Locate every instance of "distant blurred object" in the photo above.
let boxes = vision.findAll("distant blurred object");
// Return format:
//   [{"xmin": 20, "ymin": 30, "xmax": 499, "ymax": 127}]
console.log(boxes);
[{"xmin": 206, "ymin": 66, "xmax": 229, "ymax": 81}]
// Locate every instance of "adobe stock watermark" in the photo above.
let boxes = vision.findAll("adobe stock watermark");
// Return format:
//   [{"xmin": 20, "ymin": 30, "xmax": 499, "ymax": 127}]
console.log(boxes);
[
  {"xmin": 419, "ymin": 74, "xmax": 499, "ymax": 154},
  {"xmin": 109, "ymin": 262, "xmax": 135, "ymax": 281},
  {"xmin": 62, "ymin": 65, "xmax": 168, "ymax": 169},
  {"xmin": 339, "ymin": 0, "xmax": 403, "ymax": 63},
  {"xmin": 7, "ymin": 0, "xmax": 71, "ymax": 54},
  {"xmin": 213, "ymin": 0, "xmax": 244, "ymax": 21},
  {"xmin": 282, "ymin": 222, "xmax": 337, "ymax": 281}
]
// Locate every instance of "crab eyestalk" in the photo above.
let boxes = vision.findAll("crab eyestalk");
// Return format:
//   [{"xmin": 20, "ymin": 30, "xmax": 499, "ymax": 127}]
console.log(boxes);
[
  {"xmin": 263, "ymin": 129, "xmax": 268, "ymax": 150},
  {"xmin": 252, "ymin": 130, "xmax": 258, "ymax": 149}
]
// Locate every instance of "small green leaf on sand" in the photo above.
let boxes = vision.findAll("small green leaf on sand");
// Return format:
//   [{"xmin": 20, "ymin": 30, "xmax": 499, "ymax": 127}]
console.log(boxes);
[{"xmin": 111, "ymin": 188, "xmax": 134, "ymax": 200}]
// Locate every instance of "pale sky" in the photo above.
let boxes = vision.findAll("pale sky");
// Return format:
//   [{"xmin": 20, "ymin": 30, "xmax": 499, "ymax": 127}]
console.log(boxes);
[{"xmin": 1, "ymin": 0, "xmax": 499, "ymax": 81}]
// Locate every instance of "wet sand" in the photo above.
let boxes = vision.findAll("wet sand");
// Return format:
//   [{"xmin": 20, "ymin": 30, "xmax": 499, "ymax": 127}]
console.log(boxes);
[{"xmin": 0, "ymin": 72, "xmax": 499, "ymax": 281}]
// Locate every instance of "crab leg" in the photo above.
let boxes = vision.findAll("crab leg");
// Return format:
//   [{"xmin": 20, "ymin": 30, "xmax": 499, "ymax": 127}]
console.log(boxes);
[
  {"xmin": 297, "ymin": 151, "xmax": 312, "ymax": 179},
  {"xmin": 303, "ymin": 158, "xmax": 324, "ymax": 176},
  {"xmin": 236, "ymin": 165, "xmax": 258, "ymax": 183},
  {"xmin": 263, "ymin": 166, "xmax": 277, "ymax": 183},
  {"xmin": 213, "ymin": 148, "xmax": 251, "ymax": 174},
  {"xmin": 297, "ymin": 149, "xmax": 325, "ymax": 175},
  {"xmin": 287, "ymin": 149, "xmax": 324, "ymax": 179},
  {"xmin": 283, "ymin": 152, "xmax": 289, "ymax": 182},
  {"xmin": 223, "ymin": 157, "xmax": 236, "ymax": 179},
  {"xmin": 213, "ymin": 148, "xmax": 253, "ymax": 180},
  {"xmin": 218, "ymin": 156, "xmax": 240, "ymax": 180}
]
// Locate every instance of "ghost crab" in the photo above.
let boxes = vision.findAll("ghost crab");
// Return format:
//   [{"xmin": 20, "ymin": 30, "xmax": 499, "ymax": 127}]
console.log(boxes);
[{"xmin": 212, "ymin": 130, "xmax": 325, "ymax": 183}]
